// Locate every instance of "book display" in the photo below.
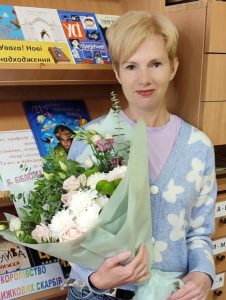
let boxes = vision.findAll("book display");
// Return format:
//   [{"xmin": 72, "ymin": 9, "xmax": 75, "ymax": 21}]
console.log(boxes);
[
  {"xmin": 95, "ymin": 13, "xmax": 119, "ymax": 45},
  {"xmin": 58, "ymin": 10, "xmax": 111, "ymax": 64},
  {"xmin": 0, "ymin": 5, "xmax": 112, "ymax": 65},
  {"xmin": 14, "ymin": 6, "xmax": 68, "ymax": 43},
  {"xmin": 23, "ymin": 100, "xmax": 90, "ymax": 157},
  {"xmin": 0, "ymin": 4, "xmax": 24, "ymax": 40}
]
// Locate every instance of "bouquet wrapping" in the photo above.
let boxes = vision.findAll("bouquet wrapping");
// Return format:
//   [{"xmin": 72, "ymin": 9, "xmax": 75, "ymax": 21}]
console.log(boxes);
[{"xmin": 1, "ymin": 114, "xmax": 183, "ymax": 299}]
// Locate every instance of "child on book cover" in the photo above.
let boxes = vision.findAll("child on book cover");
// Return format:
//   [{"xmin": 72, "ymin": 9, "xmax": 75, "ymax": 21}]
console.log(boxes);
[{"xmin": 53, "ymin": 125, "xmax": 74, "ymax": 157}]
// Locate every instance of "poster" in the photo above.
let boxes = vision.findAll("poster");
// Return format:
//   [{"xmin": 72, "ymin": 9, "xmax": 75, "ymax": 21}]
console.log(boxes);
[
  {"xmin": 0, "ymin": 262, "xmax": 64, "ymax": 299},
  {"xmin": 0, "ymin": 129, "xmax": 42, "ymax": 217}
]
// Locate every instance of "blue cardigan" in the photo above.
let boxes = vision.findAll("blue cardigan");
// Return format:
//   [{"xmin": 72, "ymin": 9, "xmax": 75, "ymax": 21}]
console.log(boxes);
[{"xmin": 68, "ymin": 117, "xmax": 217, "ymax": 292}]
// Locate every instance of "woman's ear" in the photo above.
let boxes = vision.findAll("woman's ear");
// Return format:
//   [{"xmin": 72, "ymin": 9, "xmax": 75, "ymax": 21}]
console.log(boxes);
[
  {"xmin": 113, "ymin": 67, "xmax": 122, "ymax": 84},
  {"xmin": 169, "ymin": 57, "xmax": 179, "ymax": 81}
]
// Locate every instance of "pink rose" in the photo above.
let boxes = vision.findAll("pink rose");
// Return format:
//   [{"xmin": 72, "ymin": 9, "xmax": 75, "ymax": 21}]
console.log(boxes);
[
  {"xmin": 61, "ymin": 192, "xmax": 74, "ymax": 207},
  {"xmin": 59, "ymin": 224, "xmax": 83, "ymax": 242},
  {"xmin": 31, "ymin": 223, "xmax": 52, "ymax": 243}
]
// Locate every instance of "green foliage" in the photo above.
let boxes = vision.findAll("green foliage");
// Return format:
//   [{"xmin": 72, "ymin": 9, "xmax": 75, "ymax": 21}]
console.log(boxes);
[
  {"xmin": 110, "ymin": 91, "xmax": 130, "ymax": 163},
  {"xmin": 15, "ymin": 153, "xmax": 86, "ymax": 241}
]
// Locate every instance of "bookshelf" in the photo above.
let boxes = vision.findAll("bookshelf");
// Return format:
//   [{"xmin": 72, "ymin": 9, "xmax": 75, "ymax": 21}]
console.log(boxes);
[{"xmin": 0, "ymin": 64, "xmax": 116, "ymax": 86}]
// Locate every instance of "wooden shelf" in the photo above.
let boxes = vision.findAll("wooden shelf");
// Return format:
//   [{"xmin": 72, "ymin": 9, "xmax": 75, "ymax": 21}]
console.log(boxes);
[
  {"xmin": 0, "ymin": 63, "xmax": 117, "ymax": 86},
  {"xmin": 217, "ymin": 177, "xmax": 226, "ymax": 192},
  {"xmin": 0, "ymin": 191, "xmax": 13, "ymax": 208},
  {"xmin": 17, "ymin": 286, "xmax": 68, "ymax": 300}
]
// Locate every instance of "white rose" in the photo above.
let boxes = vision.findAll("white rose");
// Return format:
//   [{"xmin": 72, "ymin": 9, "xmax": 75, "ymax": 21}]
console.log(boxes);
[
  {"xmin": 61, "ymin": 191, "xmax": 74, "ymax": 207},
  {"xmin": 82, "ymin": 156, "xmax": 94, "ymax": 169},
  {"xmin": 9, "ymin": 216, "xmax": 22, "ymax": 232},
  {"xmin": 78, "ymin": 174, "xmax": 87, "ymax": 186},
  {"xmin": 59, "ymin": 224, "xmax": 83, "ymax": 242},
  {"xmin": 31, "ymin": 223, "xmax": 53, "ymax": 243}
]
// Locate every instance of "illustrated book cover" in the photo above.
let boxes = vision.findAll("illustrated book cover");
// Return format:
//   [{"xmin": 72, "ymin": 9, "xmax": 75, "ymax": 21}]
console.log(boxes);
[
  {"xmin": 0, "ymin": 4, "xmax": 24, "ymax": 40},
  {"xmin": 14, "ymin": 6, "xmax": 68, "ymax": 43},
  {"xmin": 0, "ymin": 237, "xmax": 31, "ymax": 275},
  {"xmin": 58, "ymin": 10, "xmax": 111, "ymax": 64},
  {"xmin": 23, "ymin": 100, "xmax": 90, "ymax": 157},
  {"xmin": 48, "ymin": 46, "xmax": 71, "ymax": 63},
  {"xmin": 25, "ymin": 248, "xmax": 71, "ymax": 279},
  {"xmin": 95, "ymin": 13, "xmax": 119, "ymax": 45}
]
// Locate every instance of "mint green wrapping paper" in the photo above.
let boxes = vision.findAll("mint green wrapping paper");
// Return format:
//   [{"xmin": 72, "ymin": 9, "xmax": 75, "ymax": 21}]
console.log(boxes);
[{"xmin": 1, "ymin": 119, "xmax": 183, "ymax": 299}]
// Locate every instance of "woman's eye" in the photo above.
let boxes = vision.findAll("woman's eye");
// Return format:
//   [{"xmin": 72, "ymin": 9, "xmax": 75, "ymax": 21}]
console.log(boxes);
[
  {"xmin": 152, "ymin": 62, "xmax": 161, "ymax": 68},
  {"xmin": 125, "ymin": 65, "xmax": 135, "ymax": 70}
]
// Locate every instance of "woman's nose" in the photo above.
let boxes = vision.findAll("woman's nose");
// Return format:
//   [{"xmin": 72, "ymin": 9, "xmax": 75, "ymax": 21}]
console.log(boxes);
[{"xmin": 139, "ymin": 69, "xmax": 151, "ymax": 86}]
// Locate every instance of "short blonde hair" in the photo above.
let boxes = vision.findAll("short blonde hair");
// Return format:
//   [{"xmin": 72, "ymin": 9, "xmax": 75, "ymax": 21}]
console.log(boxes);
[{"xmin": 106, "ymin": 11, "xmax": 178, "ymax": 71}]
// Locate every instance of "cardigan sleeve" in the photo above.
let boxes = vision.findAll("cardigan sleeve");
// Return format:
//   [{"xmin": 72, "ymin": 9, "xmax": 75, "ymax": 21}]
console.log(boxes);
[{"xmin": 186, "ymin": 145, "xmax": 217, "ymax": 283}]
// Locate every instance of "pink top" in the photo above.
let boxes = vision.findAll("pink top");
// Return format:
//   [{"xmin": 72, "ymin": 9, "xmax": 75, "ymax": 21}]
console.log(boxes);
[{"xmin": 120, "ymin": 112, "xmax": 182, "ymax": 182}]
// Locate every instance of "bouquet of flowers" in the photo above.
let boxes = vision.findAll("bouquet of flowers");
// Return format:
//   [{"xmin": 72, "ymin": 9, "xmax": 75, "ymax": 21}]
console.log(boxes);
[{"xmin": 0, "ymin": 97, "xmax": 183, "ymax": 300}]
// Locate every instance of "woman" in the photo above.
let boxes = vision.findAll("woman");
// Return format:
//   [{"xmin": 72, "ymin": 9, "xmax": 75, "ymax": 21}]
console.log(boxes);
[{"xmin": 67, "ymin": 11, "xmax": 216, "ymax": 300}]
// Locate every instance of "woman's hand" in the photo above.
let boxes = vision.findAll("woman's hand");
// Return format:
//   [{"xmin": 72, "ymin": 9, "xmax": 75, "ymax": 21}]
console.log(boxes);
[
  {"xmin": 167, "ymin": 272, "xmax": 212, "ymax": 300},
  {"xmin": 89, "ymin": 243, "xmax": 150, "ymax": 290}
]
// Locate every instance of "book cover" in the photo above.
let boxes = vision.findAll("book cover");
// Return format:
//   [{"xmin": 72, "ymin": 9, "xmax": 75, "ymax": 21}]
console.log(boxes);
[
  {"xmin": 25, "ymin": 248, "xmax": 71, "ymax": 279},
  {"xmin": 58, "ymin": 10, "xmax": 112, "ymax": 64},
  {"xmin": 0, "ymin": 4, "xmax": 24, "ymax": 40},
  {"xmin": 14, "ymin": 6, "xmax": 68, "ymax": 43},
  {"xmin": 48, "ymin": 46, "xmax": 71, "ymax": 63},
  {"xmin": 95, "ymin": 14, "xmax": 119, "ymax": 46},
  {"xmin": 23, "ymin": 100, "xmax": 90, "ymax": 157},
  {"xmin": 0, "ymin": 237, "xmax": 31, "ymax": 274}
]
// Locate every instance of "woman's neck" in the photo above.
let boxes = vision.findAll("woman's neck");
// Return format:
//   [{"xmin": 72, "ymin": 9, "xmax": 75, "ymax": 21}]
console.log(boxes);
[{"xmin": 123, "ymin": 106, "xmax": 170, "ymax": 127}]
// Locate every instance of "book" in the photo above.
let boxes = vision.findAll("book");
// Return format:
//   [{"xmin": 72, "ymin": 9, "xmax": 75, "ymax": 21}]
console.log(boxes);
[
  {"xmin": 0, "ymin": 4, "xmax": 24, "ymax": 40},
  {"xmin": 58, "ymin": 10, "xmax": 112, "ymax": 64},
  {"xmin": 23, "ymin": 100, "xmax": 90, "ymax": 157},
  {"xmin": 25, "ymin": 248, "xmax": 71, "ymax": 279},
  {"xmin": 95, "ymin": 14, "xmax": 119, "ymax": 45},
  {"xmin": 0, "ymin": 237, "xmax": 31, "ymax": 274},
  {"xmin": 48, "ymin": 46, "xmax": 71, "ymax": 63},
  {"xmin": 14, "ymin": 6, "xmax": 68, "ymax": 43}
]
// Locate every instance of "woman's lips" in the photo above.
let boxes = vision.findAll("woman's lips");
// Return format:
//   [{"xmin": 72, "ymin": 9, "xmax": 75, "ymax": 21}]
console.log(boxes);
[{"xmin": 136, "ymin": 89, "xmax": 156, "ymax": 96}]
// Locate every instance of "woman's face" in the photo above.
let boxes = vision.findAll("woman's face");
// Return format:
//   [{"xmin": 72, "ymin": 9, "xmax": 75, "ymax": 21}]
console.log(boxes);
[{"xmin": 115, "ymin": 35, "xmax": 178, "ymax": 113}]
